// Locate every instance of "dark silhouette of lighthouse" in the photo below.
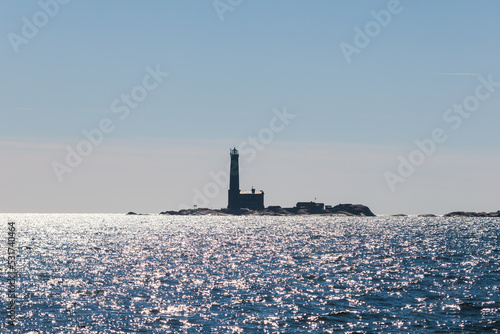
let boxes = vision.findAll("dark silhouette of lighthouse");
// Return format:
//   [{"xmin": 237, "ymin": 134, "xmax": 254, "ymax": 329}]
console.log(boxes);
[
  {"xmin": 227, "ymin": 148, "xmax": 264, "ymax": 210},
  {"xmin": 228, "ymin": 148, "xmax": 240, "ymax": 209}
]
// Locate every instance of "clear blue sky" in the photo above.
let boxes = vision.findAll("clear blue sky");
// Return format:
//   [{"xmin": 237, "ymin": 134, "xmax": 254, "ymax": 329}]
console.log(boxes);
[{"xmin": 1, "ymin": 0, "xmax": 500, "ymax": 214}]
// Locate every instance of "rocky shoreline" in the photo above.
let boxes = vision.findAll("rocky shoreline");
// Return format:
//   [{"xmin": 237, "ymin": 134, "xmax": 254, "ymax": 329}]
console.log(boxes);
[
  {"xmin": 443, "ymin": 211, "xmax": 500, "ymax": 217},
  {"xmin": 389, "ymin": 212, "xmax": 500, "ymax": 217},
  {"xmin": 157, "ymin": 203, "xmax": 375, "ymax": 216},
  {"xmin": 126, "ymin": 207, "xmax": 500, "ymax": 217}
]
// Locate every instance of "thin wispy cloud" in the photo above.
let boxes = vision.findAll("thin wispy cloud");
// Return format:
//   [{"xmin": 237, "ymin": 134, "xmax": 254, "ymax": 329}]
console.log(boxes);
[
  {"xmin": 0, "ymin": 140, "xmax": 62, "ymax": 151},
  {"xmin": 429, "ymin": 72, "xmax": 482, "ymax": 76}
]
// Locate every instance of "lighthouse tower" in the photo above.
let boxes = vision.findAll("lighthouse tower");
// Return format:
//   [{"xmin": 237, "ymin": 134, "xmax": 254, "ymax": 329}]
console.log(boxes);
[{"xmin": 228, "ymin": 148, "xmax": 240, "ymax": 209}]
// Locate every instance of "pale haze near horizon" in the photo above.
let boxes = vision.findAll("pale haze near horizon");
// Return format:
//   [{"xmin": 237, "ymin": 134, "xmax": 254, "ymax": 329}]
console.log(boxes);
[{"xmin": 1, "ymin": 1, "xmax": 500, "ymax": 215}]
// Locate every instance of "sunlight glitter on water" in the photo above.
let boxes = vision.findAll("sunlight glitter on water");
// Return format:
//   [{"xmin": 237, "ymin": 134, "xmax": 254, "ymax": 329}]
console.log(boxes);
[{"xmin": 0, "ymin": 214, "xmax": 499, "ymax": 332}]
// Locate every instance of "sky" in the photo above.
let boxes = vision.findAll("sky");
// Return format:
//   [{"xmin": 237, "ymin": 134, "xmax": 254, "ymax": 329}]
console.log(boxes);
[{"xmin": 1, "ymin": 0, "xmax": 500, "ymax": 214}]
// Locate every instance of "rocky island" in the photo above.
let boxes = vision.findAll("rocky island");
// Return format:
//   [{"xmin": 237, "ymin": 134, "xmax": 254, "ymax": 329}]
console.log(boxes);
[
  {"xmin": 444, "ymin": 211, "xmax": 500, "ymax": 217},
  {"xmin": 160, "ymin": 203, "xmax": 375, "ymax": 216},
  {"xmin": 151, "ymin": 149, "xmax": 377, "ymax": 217}
]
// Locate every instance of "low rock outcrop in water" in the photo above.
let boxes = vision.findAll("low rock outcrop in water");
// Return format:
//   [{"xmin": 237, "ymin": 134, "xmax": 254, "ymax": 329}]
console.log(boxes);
[
  {"xmin": 159, "ymin": 204, "xmax": 376, "ymax": 216},
  {"xmin": 160, "ymin": 208, "xmax": 231, "ymax": 216},
  {"xmin": 328, "ymin": 204, "xmax": 375, "ymax": 216},
  {"xmin": 444, "ymin": 211, "xmax": 500, "ymax": 217}
]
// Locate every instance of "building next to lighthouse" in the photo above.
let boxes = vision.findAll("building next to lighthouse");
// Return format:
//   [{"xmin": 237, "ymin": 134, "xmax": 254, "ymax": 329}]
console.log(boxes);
[{"xmin": 228, "ymin": 148, "xmax": 264, "ymax": 210}]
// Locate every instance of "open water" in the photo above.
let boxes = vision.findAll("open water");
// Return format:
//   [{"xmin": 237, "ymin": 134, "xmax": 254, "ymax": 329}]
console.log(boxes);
[{"xmin": 0, "ymin": 214, "xmax": 499, "ymax": 333}]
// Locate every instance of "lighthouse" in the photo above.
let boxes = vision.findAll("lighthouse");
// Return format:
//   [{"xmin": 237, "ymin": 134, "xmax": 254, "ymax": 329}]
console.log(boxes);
[
  {"xmin": 228, "ymin": 148, "xmax": 240, "ymax": 209},
  {"xmin": 227, "ymin": 148, "xmax": 264, "ymax": 210}
]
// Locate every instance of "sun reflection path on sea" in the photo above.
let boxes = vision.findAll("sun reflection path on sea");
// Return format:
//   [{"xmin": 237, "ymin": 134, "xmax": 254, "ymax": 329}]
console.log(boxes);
[{"xmin": 0, "ymin": 214, "xmax": 498, "ymax": 332}]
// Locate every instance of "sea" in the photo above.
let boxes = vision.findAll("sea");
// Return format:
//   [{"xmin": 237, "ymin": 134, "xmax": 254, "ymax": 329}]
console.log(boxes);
[{"xmin": 0, "ymin": 214, "xmax": 499, "ymax": 333}]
